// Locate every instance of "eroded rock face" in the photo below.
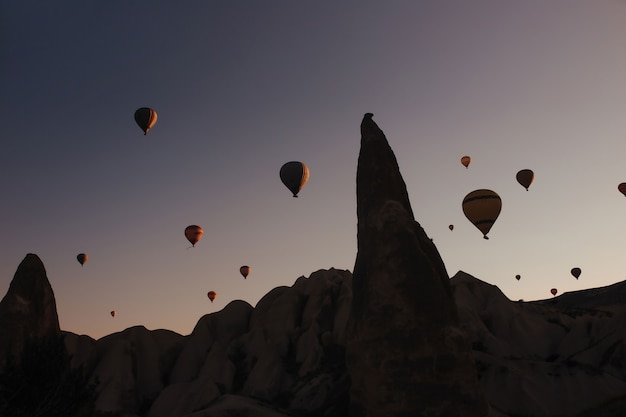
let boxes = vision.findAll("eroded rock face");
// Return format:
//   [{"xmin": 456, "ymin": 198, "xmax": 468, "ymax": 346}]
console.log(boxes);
[
  {"xmin": 451, "ymin": 271, "xmax": 626, "ymax": 417},
  {"xmin": 0, "ymin": 253, "xmax": 60, "ymax": 368},
  {"xmin": 346, "ymin": 114, "xmax": 488, "ymax": 417}
]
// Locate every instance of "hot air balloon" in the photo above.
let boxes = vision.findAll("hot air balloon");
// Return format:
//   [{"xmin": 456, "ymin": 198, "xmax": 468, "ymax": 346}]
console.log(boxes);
[
  {"xmin": 280, "ymin": 161, "xmax": 309, "ymax": 197},
  {"xmin": 516, "ymin": 169, "xmax": 534, "ymax": 191},
  {"xmin": 77, "ymin": 253, "xmax": 88, "ymax": 266},
  {"xmin": 110, "ymin": 310, "xmax": 116, "ymax": 317},
  {"xmin": 460, "ymin": 156, "xmax": 471, "ymax": 169},
  {"xmin": 462, "ymin": 189, "xmax": 502, "ymax": 239},
  {"xmin": 185, "ymin": 225, "xmax": 203, "ymax": 247},
  {"xmin": 618, "ymin": 183, "xmax": 626, "ymax": 197},
  {"xmin": 571, "ymin": 267, "xmax": 581, "ymax": 279},
  {"xmin": 240, "ymin": 265, "xmax": 250, "ymax": 279},
  {"xmin": 207, "ymin": 291, "xmax": 216, "ymax": 302},
  {"xmin": 134, "ymin": 107, "xmax": 158, "ymax": 135},
  {"xmin": 448, "ymin": 225, "xmax": 454, "ymax": 231},
  {"xmin": 515, "ymin": 274, "xmax": 521, "ymax": 281},
  {"xmin": 550, "ymin": 288, "xmax": 557, "ymax": 297}
]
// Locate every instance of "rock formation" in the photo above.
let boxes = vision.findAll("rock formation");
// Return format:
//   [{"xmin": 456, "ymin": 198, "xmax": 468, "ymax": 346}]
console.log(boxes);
[
  {"xmin": 451, "ymin": 271, "xmax": 626, "ymax": 417},
  {"xmin": 0, "ymin": 253, "xmax": 60, "ymax": 368},
  {"xmin": 3, "ymin": 117, "xmax": 626, "ymax": 416},
  {"xmin": 2, "ymin": 253, "xmax": 626, "ymax": 416},
  {"xmin": 62, "ymin": 268, "xmax": 353, "ymax": 417},
  {"xmin": 346, "ymin": 113, "xmax": 488, "ymax": 416}
]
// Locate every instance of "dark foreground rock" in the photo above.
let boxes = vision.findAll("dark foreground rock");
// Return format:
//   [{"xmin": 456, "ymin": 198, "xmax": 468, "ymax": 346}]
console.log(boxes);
[
  {"xmin": 345, "ymin": 113, "xmax": 488, "ymax": 417},
  {"xmin": 0, "ymin": 253, "xmax": 60, "ymax": 368}
]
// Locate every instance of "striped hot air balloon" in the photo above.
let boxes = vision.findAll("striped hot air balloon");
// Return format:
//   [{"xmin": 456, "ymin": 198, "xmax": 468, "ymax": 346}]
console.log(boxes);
[
  {"xmin": 462, "ymin": 189, "xmax": 502, "ymax": 240},
  {"xmin": 134, "ymin": 107, "xmax": 158, "ymax": 135},
  {"xmin": 185, "ymin": 225, "xmax": 203, "ymax": 247}
]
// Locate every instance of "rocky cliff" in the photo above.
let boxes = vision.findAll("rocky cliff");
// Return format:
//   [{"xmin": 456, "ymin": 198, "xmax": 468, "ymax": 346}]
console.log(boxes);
[
  {"xmin": 345, "ymin": 113, "xmax": 488, "ymax": 417},
  {"xmin": 0, "ymin": 253, "xmax": 60, "ymax": 368}
]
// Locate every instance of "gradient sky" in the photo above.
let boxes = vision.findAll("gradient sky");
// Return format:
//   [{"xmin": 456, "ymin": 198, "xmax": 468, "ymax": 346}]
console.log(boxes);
[{"xmin": 2, "ymin": 1, "xmax": 626, "ymax": 339}]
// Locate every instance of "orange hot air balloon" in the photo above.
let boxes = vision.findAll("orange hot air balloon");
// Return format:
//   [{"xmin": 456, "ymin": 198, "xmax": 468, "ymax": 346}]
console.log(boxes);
[
  {"xmin": 448, "ymin": 224, "xmax": 454, "ymax": 231},
  {"xmin": 280, "ymin": 161, "xmax": 309, "ymax": 197},
  {"xmin": 185, "ymin": 225, "xmax": 203, "ymax": 247},
  {"xmin": 462, "ymin": 189, "xmax": 502, "ymax": 240},
  {"xmin": 134, "ymin": 107, "xmax": 158, "ymax": 135},
  {"xmin": 618, "ymin": 183, "xmax": 626, "ymax": 197},
  {"xmin": 550, "ymin": 288, "xmax": 557, "ymax": 297},
  {"xmin": 571, "ymin": 267, "xmax": 581, "ymax": 279},
  {"xmin": 207, "ymin": 291, "xmax": 216, "ymax": 302},
  {"xmin": 515, "ymin": 275, "xmax": 521, "ymax": 281},
  {"xmin": 461, "ymin": 156, "xmax": 471, "ymax": 169},
  {"xmin": 110, "ymin": 310, "xmax": 116, "ymax": 317},
  {"xmin": 516, "ymin": 169, "xmax": 534, "ymax": 191},
  {"xmin": 240, "ymin": 265, "xmax": 250, "ymax": 279},
  {"xmin": 77, "ymin": 253, "xmax": 88, "ymax": 266}
]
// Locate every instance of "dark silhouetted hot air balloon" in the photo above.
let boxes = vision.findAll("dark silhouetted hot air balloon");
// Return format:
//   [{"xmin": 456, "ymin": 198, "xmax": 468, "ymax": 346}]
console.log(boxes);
[
  {"xmin": 571, "ymin": 267, "xmax": 581, "ymax": 279},
  {"xmin": 207, "ymin": 291, "xmax": 216, "ymax": 302},
  {"xmin": 550, "ymin": 288, "xmax": 557, "ymax": 297},
  {"xmin": 618, "ymin": 183, "xmax": 626, "ymax": 197},
  {"xmin": 516, "ymin": 169, "xmax": 534, "ymax": 191},
  {"xmin": 461, "ymin": 156, "xmax": 471, "ymax": 169},
  {"xmin": 462, "ymin": 189, "xmax": 502, "ymax": 239},
  {"xmin": 185, "ymin": 225, "xmax": 203, "ymax": 247},
  {"xmin": 240, "ymin": 265, "xmax": 250, "ymax": 279},
  {"xmin": 134, "ymin": 107, "xmax": 158, "ymax": 135},
  {"xmin": 77, "ymin": 253, "xmax": 88, "ymax": 266},
  {"xmin": 515, "ymin": 274, "xmax": 521, "ymax": 281},
  {"xmin": 448, "ymin": 224, "xmax": 454, "ymax": 231},
  {"xmin": 110, "ymin": 310, "xmax": 116, "ymax": 317},
  {"xmin": 280, "ymin": 161, "xmax": 309, "ymax": 197}
]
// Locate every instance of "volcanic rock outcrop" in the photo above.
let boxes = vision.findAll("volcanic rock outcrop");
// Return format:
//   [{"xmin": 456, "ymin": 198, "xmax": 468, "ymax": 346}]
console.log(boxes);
[
  {"xmin": 0, "ymin": 253, "xmax": 60, "ymax": 368},
  {"xmin": 346, "ymin": 113, "xmax": 488, "ymax": 416}
]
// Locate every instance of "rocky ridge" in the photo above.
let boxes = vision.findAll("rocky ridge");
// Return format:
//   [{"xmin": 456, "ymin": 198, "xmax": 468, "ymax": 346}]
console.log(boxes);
[{"xmin": 2, "ymin": 114, "xmax": 625, "ymax": 416}]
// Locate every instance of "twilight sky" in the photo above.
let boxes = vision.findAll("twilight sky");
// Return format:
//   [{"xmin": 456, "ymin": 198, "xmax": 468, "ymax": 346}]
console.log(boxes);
[{"xmin": 2, "ymin": 1, "xmax": 625, "ymax": 339}]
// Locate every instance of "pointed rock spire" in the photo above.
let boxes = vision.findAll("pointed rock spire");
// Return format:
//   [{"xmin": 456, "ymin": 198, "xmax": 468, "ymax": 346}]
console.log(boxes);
[
  {"xmin": 346, "ymin": 114, "xmax": 488, "ymax": 416},
  {"xmin": 0, "ymin": 253, "xmax": 60, "ymax": 367}
]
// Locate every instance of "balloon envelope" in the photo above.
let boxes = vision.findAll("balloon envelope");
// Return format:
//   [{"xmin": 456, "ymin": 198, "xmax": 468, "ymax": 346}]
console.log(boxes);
[
  {"xmin": 462, "ymin": 189, "xmax": 502, "ymax": 239},
  {"xmin": 240, "ymin": 265, "xmax": 250, "ymax": 279},
  {"xmin": 571, "ymin": 267, "xmax": 581, "ymax": 279},
  {"xmin": 110, "ymin": 310, "xmax": 116, "ymax": 317},
  {"xmin": 280, "ymin": 161, "xmax": 309, "ymax": 197},
  {"xmin": 77, "ymin": 253, "xmax": 88, "ymax": 266},
  {"xmin": 207, "ymin": 291, "xmax": 216, "ymax": 302},
  {"xmin": 185, "ymin": 225, "xmax": 203, "ymax": 247},
  {"xmin": 134, "ymin": 107, "xmax": 158, "ymax": 135},
  {"xmin": 515, "ymin": 275, "xmax": 521, "ymax": 281},
  {"xmin": 461, "ymin": 156, "xmax": 471, "ymax": 168},
  {"xmin": 618, "ymin": 183, "xmax": 626, "ymax": 197},
  {"xmin": 448, "ymin": 224, "xmax": 454, "ymax": 231},
  {"xmin": 550, "ymin": 288, "xmax": 557, "ymax": 296},
  {"xmin": 516, "ymin": 169, "xmax": 534, "ymax": 191}
]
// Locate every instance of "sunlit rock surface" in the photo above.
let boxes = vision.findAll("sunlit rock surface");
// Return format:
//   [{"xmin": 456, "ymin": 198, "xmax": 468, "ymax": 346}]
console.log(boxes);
[{"xmin": 345, "ymin": 113, "xmax": 488, "ymax": 417}]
